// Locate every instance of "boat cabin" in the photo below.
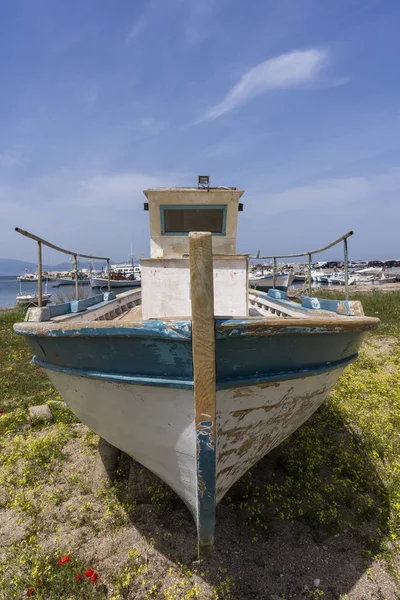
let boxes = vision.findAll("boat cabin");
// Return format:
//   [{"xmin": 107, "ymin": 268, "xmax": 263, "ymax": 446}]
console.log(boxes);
[{"xmin": 140, "ymin": 178, "xmax": 247, "ymax": 320}]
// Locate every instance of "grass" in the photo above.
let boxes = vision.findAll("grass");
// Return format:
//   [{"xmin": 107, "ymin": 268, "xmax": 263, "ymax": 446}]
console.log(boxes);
[{"xmin": 0, "ymin": 294, "xmax": 400, "ymax": 598}]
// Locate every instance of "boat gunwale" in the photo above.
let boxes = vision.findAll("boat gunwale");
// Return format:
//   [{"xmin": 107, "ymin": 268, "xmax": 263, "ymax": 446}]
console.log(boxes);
[{"xmin": 14, "ymin": 314, "xmax": 380, "ymax": 338}]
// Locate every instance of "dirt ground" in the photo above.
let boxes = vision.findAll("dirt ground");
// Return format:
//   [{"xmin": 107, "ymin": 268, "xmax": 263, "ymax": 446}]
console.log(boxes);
[{"xmin": 2, "ymin": 420, "xmax": 399, "ymax": 600}]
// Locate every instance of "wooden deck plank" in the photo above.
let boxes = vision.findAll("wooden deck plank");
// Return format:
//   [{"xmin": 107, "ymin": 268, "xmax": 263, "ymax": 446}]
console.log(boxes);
[{"xmin": 115, "ymin": 305, "xmax": 142, "ymax": 321}]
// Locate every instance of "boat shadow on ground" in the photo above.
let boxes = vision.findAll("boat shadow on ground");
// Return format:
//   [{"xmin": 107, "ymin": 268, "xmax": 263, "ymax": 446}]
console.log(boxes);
[{"xmin": 110, "ymin": 402, "xmax": 392, "ymax": 600}]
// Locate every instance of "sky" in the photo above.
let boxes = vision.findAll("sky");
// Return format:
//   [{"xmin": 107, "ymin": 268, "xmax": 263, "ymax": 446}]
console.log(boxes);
[{"xmin": 1, "ymin": 0, "xmax": 400, "ymax": 265}]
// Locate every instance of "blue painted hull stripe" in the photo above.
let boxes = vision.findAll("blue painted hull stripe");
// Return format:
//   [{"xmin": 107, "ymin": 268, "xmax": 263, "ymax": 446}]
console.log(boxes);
[
  {"xmin": 33, "ymin": 353, "xmax": 356, "ymax": 391},
  {"xmin": 33, "ymin": 357, "xmax": 194, "ymax": 390},
  {"xmin": 215, "ymin": 354, "xmax": 357, "ymax": 390}
]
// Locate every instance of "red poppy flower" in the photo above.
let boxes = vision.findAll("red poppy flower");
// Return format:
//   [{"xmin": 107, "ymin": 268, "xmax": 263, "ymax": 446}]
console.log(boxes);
[
  {"xmin": 0, "ymin": 410, "xmax": 4, "ymax": 414},
  {"xmin": 26, "ymin": 589, "xmax": 34, "ymax": 596},
  {"xmin": 58, "ymin": 554, "xmax": 70, "ymax": 565},
  {"xmin": 84, "ymin": 569, "xmax": 94, "ymax": 578},
  {"xmin": 90, "ymin": 572, "xmax": 98, "ymax": 583},
  {"xmin": 75, "ymin": 574, "xmax": 81, "ymax": 581}
]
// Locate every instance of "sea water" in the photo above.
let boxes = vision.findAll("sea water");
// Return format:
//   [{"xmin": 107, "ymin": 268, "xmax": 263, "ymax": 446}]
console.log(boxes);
[{"xmin": 0, "ymin": 276, "xmax": 98, "ymax": 309}]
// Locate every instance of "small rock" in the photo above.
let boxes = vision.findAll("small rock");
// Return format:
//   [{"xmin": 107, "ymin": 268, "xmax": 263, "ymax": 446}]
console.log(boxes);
[
  {"xmin": 303, "ymin": 585, "xmax": 309, "ymax": 591},
  {"xmin": 270, "ymin": 596, "xmax": 285, "ymax": 600},
  {"xmin": 314, "ymin": 579, "xmax": 321, "ymax": 587},
  {"xmin": 322, "ymin": 545, "xmax": 328, "ymax": 551},
  {"xmin": 28, "ymin": 404, "xmax": 53, "ymax": 423}
]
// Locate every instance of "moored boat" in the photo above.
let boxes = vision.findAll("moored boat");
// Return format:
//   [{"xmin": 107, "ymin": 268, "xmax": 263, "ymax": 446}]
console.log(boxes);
[
  {"xmin": 16, "ymin": 292, "xmax": 51, "ymax": 307},
  {"xmin": 90, "ymin": 275, "xmax": 141, "ymax": 289},
  {"xmin": 17, "ymin": 269, "xmax": 38, "ymax": 282},
  {"xmin": 14, "ymin": 179, "xmax": 379, "ymax": 558},
  {"xmin": 248, "ymin": 271, "xmax": 295, "ymax": 291}
]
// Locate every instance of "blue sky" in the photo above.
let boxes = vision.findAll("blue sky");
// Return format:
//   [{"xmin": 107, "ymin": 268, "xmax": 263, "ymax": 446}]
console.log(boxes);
[{"xmin": 1, "ymin": 0, "xmax": 400, "ymax": 264}]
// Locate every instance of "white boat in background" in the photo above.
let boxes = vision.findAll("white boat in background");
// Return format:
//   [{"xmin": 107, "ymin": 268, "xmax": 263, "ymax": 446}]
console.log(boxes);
[
  {"xmin": 372, "ymin": 270, "xmax": 397, "ymax": 284},
  {"xmin": 354, "ymin": 267, "xmax": 381, "ymax": 276},
  {"xmin": 311, "ymin": 271, "xmax": 330, "ymax": 284},
  {"xmin": 17, "ymin": 293, "xmax": 51, "ymax": 307},
  {"xmin": 17, "ymin": 269, "xmax": 38, "ymax": 282},
  {"xmin": 329, "ymin": 274, "xmax": 356, "ymax": 286},
  {"xmin": 53, "ymin": 276, "xmax": 91, "ymax": 287},
  {"xmin": 90, "ymin": 276, "xmax": 141, "ymax": 289},
  {"xmin": 248, "ymin": 271, "xmax": 295, "ymax": 291}
]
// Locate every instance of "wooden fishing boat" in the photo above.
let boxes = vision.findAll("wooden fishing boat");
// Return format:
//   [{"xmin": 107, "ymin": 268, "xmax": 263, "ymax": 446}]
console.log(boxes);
[{"xmin": 14, "ymin": 181, "xmax": 379, "ymax": 558}]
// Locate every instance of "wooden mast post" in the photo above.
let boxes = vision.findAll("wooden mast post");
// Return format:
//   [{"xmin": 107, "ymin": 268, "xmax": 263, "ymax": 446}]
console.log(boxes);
[{"xmin": 189, "ymin": 232, "xmax": 217, "ymax": 559}]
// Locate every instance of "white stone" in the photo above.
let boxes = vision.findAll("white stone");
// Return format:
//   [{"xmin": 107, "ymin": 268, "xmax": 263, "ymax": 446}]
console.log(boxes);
[{"xmin": 28, "ymin": 404, "xmax": 53, "ymax": 423}]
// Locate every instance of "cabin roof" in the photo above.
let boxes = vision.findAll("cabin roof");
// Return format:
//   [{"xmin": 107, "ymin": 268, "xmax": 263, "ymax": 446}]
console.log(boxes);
[{"xmin": 143, "ymin": 187, "xmax": 242, "ymax": 195}]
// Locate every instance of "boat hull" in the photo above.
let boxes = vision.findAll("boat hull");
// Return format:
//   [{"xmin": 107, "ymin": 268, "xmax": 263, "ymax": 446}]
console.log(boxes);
[
  {"xmin": 41, "ymin": 362, "xmax": 345, "ymax": 518},
  {"xmin": 14, "ymin": 297, "xmax": 378, "ymax": 557},
  {"xmin": 54, "ymin": 278, "xmax": 91, "ymax": 286},
  {"xmin": 248, "ymin": 272, "xmax": 294, "ymax": 291},
  {"xmin": 90, "ymin": 277, "xmax": 141, "ymax": 288},
  {"xmin": 17, "ymin": 293, "xmax": 51, "ymax": 307}
]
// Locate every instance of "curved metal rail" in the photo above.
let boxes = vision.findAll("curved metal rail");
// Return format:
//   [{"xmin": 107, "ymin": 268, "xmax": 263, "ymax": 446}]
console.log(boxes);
[
  {"xmin": 251, "ymin": 231, "xmax": 354, "ymax": 300},
  {"xmin": 15, "ymin": 227, "xmax": 111, "ymax": 306}
]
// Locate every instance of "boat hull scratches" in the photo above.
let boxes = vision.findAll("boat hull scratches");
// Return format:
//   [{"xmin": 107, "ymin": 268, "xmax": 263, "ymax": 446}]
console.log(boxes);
[
  {"xmin": 41, "ymin": 362, "xmax": 346, "ymax": 524},
  {"xmin": 216, "ymin": 366, "xmax": 345, "ymax": 501}
]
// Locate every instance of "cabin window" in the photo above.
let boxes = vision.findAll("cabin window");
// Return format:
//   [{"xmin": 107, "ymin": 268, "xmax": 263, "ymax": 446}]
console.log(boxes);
[{"xmin": 160, "ymin": 205, "xmax": 227, "ymax": 236}]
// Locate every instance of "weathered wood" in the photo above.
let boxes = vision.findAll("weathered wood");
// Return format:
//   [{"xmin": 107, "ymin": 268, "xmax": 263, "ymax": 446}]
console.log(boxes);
[{"xmin": 189, "ymin": 231, "xmax": 217, "ymax": 559}]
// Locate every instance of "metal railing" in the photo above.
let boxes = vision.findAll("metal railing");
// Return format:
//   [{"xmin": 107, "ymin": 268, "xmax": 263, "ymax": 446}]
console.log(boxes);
[
  {"xmin": 252, "ymin": 231, "xmax": 354, "ymax": 299},
  {"xmin": 15, "ymin": 227, "xmax": 111, "ymax": 306}
]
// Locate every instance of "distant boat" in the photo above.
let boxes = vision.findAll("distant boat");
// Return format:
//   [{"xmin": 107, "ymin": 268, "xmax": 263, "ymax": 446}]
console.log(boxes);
[
  {"xmin": 14, "ymin": 179, "xmax": 379, "ymax": 558},
  {"xmin": 90, "ymin": 276, "xmax": 141, "ymax": 289},
  {"xmin": 17, "ymin": 293, "xmax": 51, "ymax": 307},
  {"xmin": 17, "ymin": 269, "xmax": 38, "ymax": 282},
  {"xmin": 52, "ymin": 275, "xmax": 91, "ymax": 287},
  {"xmin": 248, "ymin": 271, "xmax": 295, "ymax": 291}
]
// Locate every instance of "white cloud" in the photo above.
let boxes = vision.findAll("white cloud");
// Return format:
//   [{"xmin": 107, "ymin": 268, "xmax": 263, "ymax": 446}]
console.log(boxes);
[
  {"xmin": 249, "ymin": 168, "xmax": 400, "ymax": 216},
  {"xmin": 78, "ymin": 172, "xmax": 165, "ymax": 207},
  {"xmin": 199, "ymin": 49, "xmax": 328, "ymax": 122},
  {"xmin": 0, "ymin": 146, "xmax": 27, "ymax": 167},
  {"xmin": 125, "ymin": 18, "xmax": 147, "ymax": 46},
  {"xmin": 0, "ymin": 170, "xmax": 186, "ymax": 260},
  {"xmin": 138, "ymin": 117, "xmax": 166, "ymax": 136}
]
